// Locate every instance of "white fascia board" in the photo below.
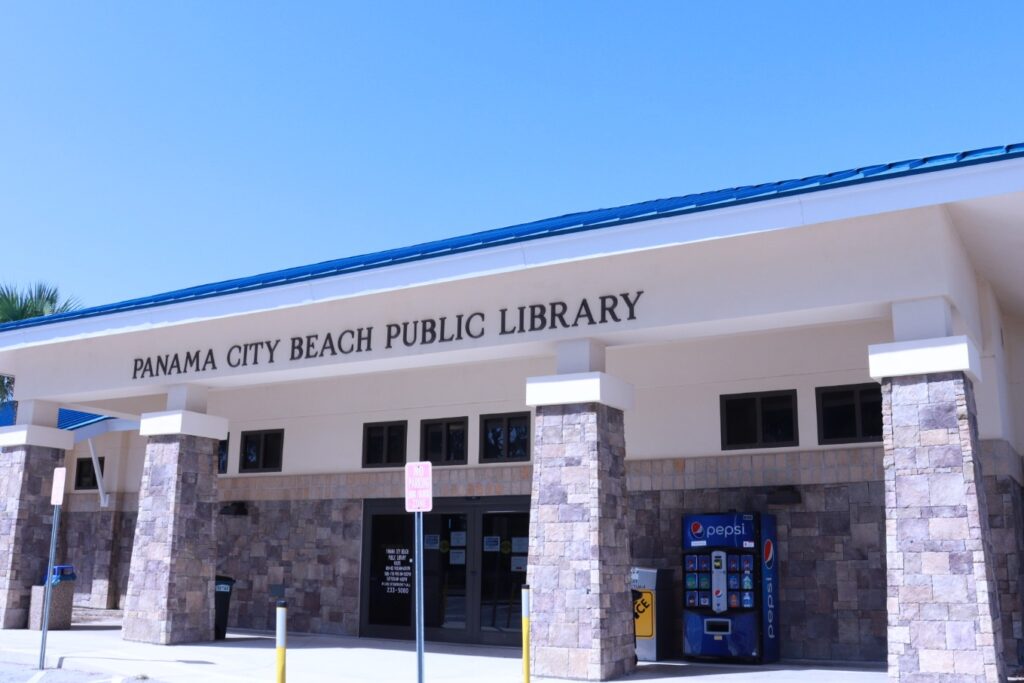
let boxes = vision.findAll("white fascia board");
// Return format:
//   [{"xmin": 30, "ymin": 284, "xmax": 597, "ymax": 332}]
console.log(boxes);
[
  {"xmin": 0, "ymin": 425, "xmax": 74, "ymax": 450},
  {"xmin": 868, "ymin": 335, "xmax": 982, "ymax": 383},
  {"xmin": 139, "ymin": 410, "xmax": 228, "ymax": 440},
  {"xmin": 525, "ymin": 372, "xmax": 635, "ymax": 411},
  {"xmin": 3, "ymin": 157, "xmax": 1024, "ymax": 353}
]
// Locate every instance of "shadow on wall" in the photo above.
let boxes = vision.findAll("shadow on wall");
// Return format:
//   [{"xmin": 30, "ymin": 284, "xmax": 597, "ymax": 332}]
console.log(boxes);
[{"xmin": 58, "ymin": 506, "xmax": 137, "ymax": 610}]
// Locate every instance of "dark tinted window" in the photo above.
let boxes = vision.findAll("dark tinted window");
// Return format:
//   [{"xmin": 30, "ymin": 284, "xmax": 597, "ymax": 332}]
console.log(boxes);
[
  {"xmin": 480, "ymin": 412, "xmax": 531, "ymax": 463},
  {"xmin": 217, "ymin": 439, "xmax": 229, "ymax": 474},
  {"xmin": 239, "ymin": 429, "xmax": 285, "ymax": 473},
  {"xmin": 860, "ymin": 390, "xmax": 883, "ymax": 439},
  {"xmin": 364, "ymin": 422, "xmax": 407, "ymax": 468},
  {"xmin": 262, "ymin": 431, "xmax": 283, "ymax": 470},
  {"xmin": 817, "ymin": 384, "xmax": 883, "ymax": 444},
  {"xmin": 74, "ymin": 457, "xmax": 105, "ymax": 490},
  {"xmin": 722, "ymin": 397, "xmax": 758, "ymax": 446},
  {"xmin": 761, "ymin": 394, "xmax": 797, "ymax": 444},
  {"xmin": 420, "ymin": 418, "xmax": 468, "ymax": 466},
  {"xmin": 721, "ymin": 391, "xmax": 798, "ymax": 450}
]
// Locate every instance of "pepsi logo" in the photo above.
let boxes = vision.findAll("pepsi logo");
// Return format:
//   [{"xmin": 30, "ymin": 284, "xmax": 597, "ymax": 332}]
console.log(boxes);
[
  {"xmin": 690, "ymin": 521, "xmax": 704, "ymax": 539},
  {"xmin": 713, "ymin": 589, "xmax": 722, "ymax": 597},
  {"xmin": 763, "ymin": 539, "xmax": 775, "ymax": 569}
]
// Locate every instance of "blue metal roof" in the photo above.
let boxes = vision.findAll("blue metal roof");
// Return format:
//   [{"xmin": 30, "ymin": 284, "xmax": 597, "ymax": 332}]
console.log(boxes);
[
  {"xmin": 2, "ymin": 142, "xmax": 1022, "ymax": 334},
  {"xmin": 57, "ymin": 409, "xmax": 111, "ymax": 431},
  {"xmin": 0, "ymin": 403, "xmax": 110, "ymax": 431}
]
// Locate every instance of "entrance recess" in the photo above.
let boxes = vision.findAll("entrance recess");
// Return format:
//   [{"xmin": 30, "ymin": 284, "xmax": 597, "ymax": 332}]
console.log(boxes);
[{"xmin": 361, "ymin": 496, "xmax": 529, "ymax": 646}]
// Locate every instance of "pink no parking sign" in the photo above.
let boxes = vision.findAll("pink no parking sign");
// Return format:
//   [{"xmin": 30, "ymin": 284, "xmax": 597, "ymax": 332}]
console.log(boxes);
[{"xmin": 404, "ymin": 462, "xmax": 433, "ymax": 512}]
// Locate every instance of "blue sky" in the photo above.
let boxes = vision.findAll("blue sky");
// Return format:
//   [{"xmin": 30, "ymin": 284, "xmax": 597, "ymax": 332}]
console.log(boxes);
[{"xmin": 2, "ymin": 2, "xmax": 1022, "ymax": 307}]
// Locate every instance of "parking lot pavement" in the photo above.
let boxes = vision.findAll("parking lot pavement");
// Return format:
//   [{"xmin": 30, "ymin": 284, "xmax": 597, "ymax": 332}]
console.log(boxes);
[
  {"xmin": 564, "ymin": 661, "xmax": 887, "ymax": 682},
  {"xmin": 0, "ymin": 612, "xmax": 887, "ymax": 683},
  {"xmin": 0, "ymin": 661, "xmax": 160, "ymax": 683}
]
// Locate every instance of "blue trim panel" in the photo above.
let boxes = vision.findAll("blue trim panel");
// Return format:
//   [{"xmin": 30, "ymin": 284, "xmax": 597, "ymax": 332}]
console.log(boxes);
[
  {"xmin": 3, "ymin": 142, "xmax": 1023, "ymax": 333},
  {"xmin": 0, "ymin": 403, "xmax": 110, "ymax": 431},
  {"xmin": 57, "ymin": 409, "xmax": 111, "ymax": 431}
]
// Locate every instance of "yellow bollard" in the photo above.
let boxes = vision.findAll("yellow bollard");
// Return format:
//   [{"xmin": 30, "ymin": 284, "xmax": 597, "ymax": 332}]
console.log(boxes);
[
  {"xmin": 276, "ymin": 599, "xmax": 287, "ymax": 683},
  {"xmin": 521, "ymin": 585, "xmax": 530, "ymax": 683}
]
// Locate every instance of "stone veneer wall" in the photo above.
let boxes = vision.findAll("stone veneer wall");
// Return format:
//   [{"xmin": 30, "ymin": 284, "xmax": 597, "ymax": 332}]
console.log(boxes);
[
  {"xmin": 215, "ymin": 465, "xmax": 533, "ymax": 502},
  {"xmin": 214, "ymin": 464, "xmax": 532, "ymax": 634},
  {"xmin": 985, "ymin": 474, "xmax": 1024, "ymax": 667},
  {"xmin": 0, "ymin": 445, "xmax": 65, "ymax": 629},
  {"xmin": 217, "ymin": 499, "xmax": 362, "ymax": 634},
  {"xmin": 58, "ymin": 493, "xmax": 138, "ymax": 609},
  {"xmin": 59, "ymin": 504, "xmax": 118, "ymax": 608},
  {"xmin": 115, "ymin": 511, "xmax": 137, "ymax": 608},
  {"xmin": 980, "ymin": 439, "xmax": 1024, "ymax": 668},
  {"xmin": 56, "ymin": 437, "xmax": 1024, "ymax": 669},
  {"xmin": 628, "ymin": 447, "xmax": 888, "ymax": 663},
  {"xmin": 39, "ymin": 464, "xmax": 534, "ymax": 633}
]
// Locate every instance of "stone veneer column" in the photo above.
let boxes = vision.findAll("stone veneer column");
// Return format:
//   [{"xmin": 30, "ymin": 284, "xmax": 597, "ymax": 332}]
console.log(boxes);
[
  {"xmin": 122, "ymin": 434, "xmax": 219, "ymax": 644},
  {"xmin": 0, "ymin": 445, "xmax": 65, "ymax": 628},
  {"xmin": 883, "ymin": 372, "xmax": 1005, "ymax": 682},
  {"xmin": 528, "ymin": 403, "xmax": 636, "ymax": 681}
]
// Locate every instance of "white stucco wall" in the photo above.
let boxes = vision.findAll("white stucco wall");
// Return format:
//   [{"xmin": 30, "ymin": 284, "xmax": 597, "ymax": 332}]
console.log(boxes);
[
  {"xmin": 1, "ymin": 206, "xmax": 981, "ymax": 405},
  {"xmin": 82, "ymin": 319, "xmax": 885, "ymax": 492},
  {"xmin": 212, "ymin": 355, "xmax": 551, "ymax": 478},
  {"xmin": 68, "ymin": 309, "xmax": 1022, "ymax": 497},
  {"xmin": 2, "ymin": 196, "xmax": 1015, "ymax": 496},
  {"xmin": 618, "ymin": 320, "xmax": 893, "ymax": 458},
  {"xmin": 1006, "ymin": 315, "xmax": 1024, "ymax": 455}
]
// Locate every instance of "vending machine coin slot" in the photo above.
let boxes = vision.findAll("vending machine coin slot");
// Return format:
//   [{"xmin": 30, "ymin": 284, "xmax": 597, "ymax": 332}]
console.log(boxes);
[{"xmin": 703, "ymin": 619, "xmax": 731, "ymax": 635}]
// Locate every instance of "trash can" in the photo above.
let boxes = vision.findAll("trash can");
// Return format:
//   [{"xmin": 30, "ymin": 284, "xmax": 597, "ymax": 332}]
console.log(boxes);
[
  {"xmin": 214, "ymin": 575, "xmax": 236, "ymax": 640},
  {"xmin": 50, "ymin": 565, "xmax": 78, "ymax": 584},
  {"xmin": 29, "ymin": 565, "xmax": 77, "ymax": 631},
  {"xmin": 630, "ymin": 567, "xmax": 672, "ymax": 661}
]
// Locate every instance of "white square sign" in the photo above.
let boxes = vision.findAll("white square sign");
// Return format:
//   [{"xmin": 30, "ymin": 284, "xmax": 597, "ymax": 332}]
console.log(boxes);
[
  {"xmin": 405, "ymin": 462, "xmax": 433, "ymax": 512},
  {"xmin": 50, "ymin": 467, "xmax": 67, "ymax": 506}
]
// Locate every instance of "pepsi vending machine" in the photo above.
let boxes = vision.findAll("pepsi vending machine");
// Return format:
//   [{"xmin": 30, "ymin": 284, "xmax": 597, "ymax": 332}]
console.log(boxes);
[{"xmin": 682, "ymin": 512, "xmax": 779, "ymax": 663}]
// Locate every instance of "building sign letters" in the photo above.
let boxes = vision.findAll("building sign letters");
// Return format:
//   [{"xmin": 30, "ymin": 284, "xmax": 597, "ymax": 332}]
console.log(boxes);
[{"xmin": 131, "ymin": 290, "xmax": 643, "ymax": 380}]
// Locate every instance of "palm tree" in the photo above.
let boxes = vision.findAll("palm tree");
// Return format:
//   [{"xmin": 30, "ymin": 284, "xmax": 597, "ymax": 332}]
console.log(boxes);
[
  {"xmin": 0, "ymin": 282, "xmax": 81, "ymax": 404},
  {"xmin": 0, "ymin": 283, "xmax": 80, "ymax": 322}
]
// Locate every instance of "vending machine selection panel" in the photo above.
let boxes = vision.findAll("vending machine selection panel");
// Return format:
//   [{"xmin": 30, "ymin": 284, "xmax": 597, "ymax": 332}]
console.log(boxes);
[{"xmin": 682, "ymin": 512, "xmax": 779, "ymax": 663}]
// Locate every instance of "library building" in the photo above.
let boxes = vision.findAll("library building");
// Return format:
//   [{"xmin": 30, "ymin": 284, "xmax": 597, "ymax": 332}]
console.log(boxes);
[{"xmin": 1, "ymin": 143, "xmax": 1023, "ymax": 683}]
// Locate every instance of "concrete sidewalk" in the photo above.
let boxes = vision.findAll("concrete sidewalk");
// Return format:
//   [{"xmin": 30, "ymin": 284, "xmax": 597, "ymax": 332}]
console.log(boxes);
[{"xmin": 0, "ymin": 612, "xmax": 886, "ymax": 683}]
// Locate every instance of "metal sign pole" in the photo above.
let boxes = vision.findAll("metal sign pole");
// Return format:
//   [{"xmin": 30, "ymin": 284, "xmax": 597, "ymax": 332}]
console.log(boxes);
[
  {"xmin": 39, "ymin": 467, "xmax": 67, "ymax": 671},
  {"xmin": 415, "ymin": 509, "xmax": 424, "ymax": 683},
  {"xmin": 404, "ymin": 462, "xmax": 432, "ymax": 683}
]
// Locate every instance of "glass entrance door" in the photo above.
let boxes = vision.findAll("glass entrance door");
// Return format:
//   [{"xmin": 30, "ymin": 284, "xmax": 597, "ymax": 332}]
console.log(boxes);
[
  {"xmin": 423, "ymin": 513, "xmax": 468, "ymax": 633},
  {"xmin": 366, "ymin": 514, "xmax": 413, "ymax": 629},
  {"xmin": 361, "ymin": 496, "xmax": 529, "ymax": 645},
  {"xmin": 479, "ymin": 512, "xmax": 529, "ymax": 637}
]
